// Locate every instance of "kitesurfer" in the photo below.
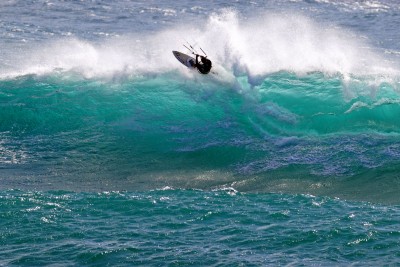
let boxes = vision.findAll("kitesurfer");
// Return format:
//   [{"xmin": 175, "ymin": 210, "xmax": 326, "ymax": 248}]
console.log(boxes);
[{"xmin": 194, "ymin": 54, "xmax": 212, "ymax": 74}]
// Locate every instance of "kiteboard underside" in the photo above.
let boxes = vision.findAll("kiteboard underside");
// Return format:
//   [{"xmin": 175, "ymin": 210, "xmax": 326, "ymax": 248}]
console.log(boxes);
[{"xmin": 172, "ymin": 51, "xmax": 195, "ymax": 69}]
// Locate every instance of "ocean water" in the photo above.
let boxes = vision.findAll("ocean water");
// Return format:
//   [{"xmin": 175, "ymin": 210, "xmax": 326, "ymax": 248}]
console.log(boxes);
[{"xmin": 1, "ymin": 0, "xmax": 400, "ymax": 265}]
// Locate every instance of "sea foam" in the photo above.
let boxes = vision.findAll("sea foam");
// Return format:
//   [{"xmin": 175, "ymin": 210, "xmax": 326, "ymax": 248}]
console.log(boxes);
[{"xmin": 1, "ymin": 10, "xmax": 399, "ymax": 83}]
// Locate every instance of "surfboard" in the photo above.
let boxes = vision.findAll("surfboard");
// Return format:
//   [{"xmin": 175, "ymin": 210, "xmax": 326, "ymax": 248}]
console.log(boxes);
[{"xmin": 172, "ymin": 51, "xmax": 196, "ymax": 69}]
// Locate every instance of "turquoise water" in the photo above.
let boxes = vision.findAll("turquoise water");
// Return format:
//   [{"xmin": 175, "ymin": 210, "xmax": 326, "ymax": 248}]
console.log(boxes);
[
  {"xmin": 2, "ymin": 0, "xmax": 400, "ymax": 265},
  {"xmin": 1, "ymin": 189, "xmax": 400, "ymax": 266},
  {"xmin": 2, "ymin": 73, "xmax": 400, "ymax": 203}
]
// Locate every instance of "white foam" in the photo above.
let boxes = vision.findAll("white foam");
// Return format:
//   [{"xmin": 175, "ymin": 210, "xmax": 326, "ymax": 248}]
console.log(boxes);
[
  {"xmin": 1, "ymin": 9, "xmax": 399, "ymax": 83},
  {"xmin": 204, "ymin": 11, "xmax": 399, "ymax": 81}
]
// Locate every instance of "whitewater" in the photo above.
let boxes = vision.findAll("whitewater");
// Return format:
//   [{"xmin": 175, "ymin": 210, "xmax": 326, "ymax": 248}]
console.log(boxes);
[{"xmin": 1, "ymin": 0, "xmax": 400, "ymax": 265}]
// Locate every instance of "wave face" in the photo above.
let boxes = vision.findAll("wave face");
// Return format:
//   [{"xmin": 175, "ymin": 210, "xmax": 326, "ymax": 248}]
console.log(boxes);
[
  {"xmin": 1, "ymin": 2, "xmax": 400, "ymax": 204},
  {"xmin": 2, "ymin": 69, "xmax": 400, "ymax": 203}
]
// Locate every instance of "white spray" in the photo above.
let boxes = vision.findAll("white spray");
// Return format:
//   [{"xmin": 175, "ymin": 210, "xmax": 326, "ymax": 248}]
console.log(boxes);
[{"xmin": 1, "ymin": 10, "xmax": 399, "ymax": 84}]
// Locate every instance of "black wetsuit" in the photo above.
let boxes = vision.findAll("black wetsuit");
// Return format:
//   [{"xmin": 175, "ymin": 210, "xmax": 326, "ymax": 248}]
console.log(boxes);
[{"xmin": 195, "ymin": 55, "xmax": 212, "ymax": 74}]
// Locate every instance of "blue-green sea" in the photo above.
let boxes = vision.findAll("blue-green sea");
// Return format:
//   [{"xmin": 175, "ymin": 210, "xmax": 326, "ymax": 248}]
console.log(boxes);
[
  {"xmin": 1, "ymin": 0, "xmax": 400, "ymax": 265},
  {"xmin": 1, "ymin": 189, "xmax": 400, "ymax": 265}
]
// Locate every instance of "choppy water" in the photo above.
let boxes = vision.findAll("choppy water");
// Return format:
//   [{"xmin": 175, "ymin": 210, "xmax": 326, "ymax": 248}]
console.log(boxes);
[
  {"xmin": 1, "ymin": 189, "xmax": 400, "ymax": 266},
  {"xmin": 1, "ymin": 0, "xmax": 400, "ymax": 265}
]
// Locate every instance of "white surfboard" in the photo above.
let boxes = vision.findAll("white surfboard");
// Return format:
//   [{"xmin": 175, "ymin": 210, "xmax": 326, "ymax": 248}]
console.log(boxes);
[{"xmin": 172, "ymin": 51, "xmax": 196, "ymax": 69}]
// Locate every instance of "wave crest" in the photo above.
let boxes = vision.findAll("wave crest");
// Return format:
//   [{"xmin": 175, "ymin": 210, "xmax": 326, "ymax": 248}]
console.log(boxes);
[{"xmin": 1, "ymin": 10, "xmax": 399, "ymax": 83}]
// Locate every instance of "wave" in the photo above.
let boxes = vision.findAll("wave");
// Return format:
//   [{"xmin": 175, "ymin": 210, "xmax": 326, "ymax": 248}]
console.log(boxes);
[
  {"xmin": 1, "ymin": 70, "xmax": 400, "ymax": 203},
  {"xmin": 2, "ymin": 10, "xmax": 400, "ymax": 203},
  {"xmin": 1, "ymin": 10, "xmax": 399, "ymax": 82}
]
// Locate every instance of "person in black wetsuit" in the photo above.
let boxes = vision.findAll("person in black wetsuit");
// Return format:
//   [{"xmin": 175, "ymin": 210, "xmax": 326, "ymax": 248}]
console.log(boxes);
[{"xmin": 194, "ymin": 54, "xmax": 212, "ymax": 74}]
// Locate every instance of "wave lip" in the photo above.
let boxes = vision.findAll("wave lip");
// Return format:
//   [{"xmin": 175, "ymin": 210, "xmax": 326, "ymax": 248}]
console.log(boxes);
[{"xmin": 1, "ymin": 10, "xmax": 399, "ymax": 82}]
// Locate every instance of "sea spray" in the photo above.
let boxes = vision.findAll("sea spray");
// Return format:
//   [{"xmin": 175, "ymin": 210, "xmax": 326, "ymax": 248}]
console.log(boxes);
[{"xmin": 2, "ymin": 10, "xmax": 399, "ymax": 81}]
